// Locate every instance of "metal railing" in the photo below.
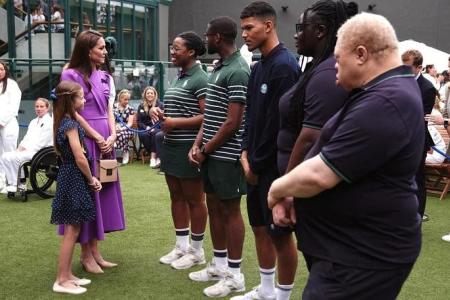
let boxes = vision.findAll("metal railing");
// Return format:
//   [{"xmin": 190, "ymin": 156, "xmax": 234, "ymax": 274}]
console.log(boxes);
[{"xmin": 2, "ymin": 58, "xmax": 213, "ymax": 102}]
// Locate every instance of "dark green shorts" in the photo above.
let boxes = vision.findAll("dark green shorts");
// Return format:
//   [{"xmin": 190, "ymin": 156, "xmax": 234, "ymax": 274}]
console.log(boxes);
[
  {"xmin": 201, "ymin": 158, "xmax": 247, "ymax": 200},
  {"xmin": 160, "ymin": 142, "xmax": 200, "ymax": 179}
]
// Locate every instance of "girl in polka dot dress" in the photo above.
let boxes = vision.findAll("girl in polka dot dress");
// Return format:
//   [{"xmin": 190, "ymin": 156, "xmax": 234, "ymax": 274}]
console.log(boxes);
[
  {"xmin": 113, "ymin": 89, "xmax": 135, "ymax": 164},
  {"xmin": 50, "ymin": 81, "xmax": 102, "ymax": 295}
]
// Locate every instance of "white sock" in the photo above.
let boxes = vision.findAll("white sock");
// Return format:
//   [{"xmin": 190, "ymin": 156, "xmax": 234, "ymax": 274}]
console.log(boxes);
[
  {"xmin": 277, "ymin": 283, "xmax": 294, "ymax": 300},
  {"xmin": 213, "ymin": 249, "xmax": 227, "ymax": 269},
  {"xmin": 175, "ymin": 228, "xmax": 190, "ymax": 251},
  {"xmin": 191, "ymin": 232, "xmax": 204, "ymax": 250},
  {"xmin": 259, "ymin": 267, "xmax": 276, "ymax": 296},
  {"xmin": 228, "ymin": 258, "xmax": 242, "ymax": 276}
]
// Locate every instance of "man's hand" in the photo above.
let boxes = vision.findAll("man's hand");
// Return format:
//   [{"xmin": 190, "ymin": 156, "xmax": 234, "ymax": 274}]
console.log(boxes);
[
  {"xmin": 240, "ymin": 151, "xmax": 258, "ymax": 185},
  {"xmin": 271, "ymin": 197, "xmax": 296, "ymax": 227},
  {"xmin": 161, "ymin": 117, "xmax": 175, "ymax": 133},
  {"xmin": 192, "ymin": 145, "xmax": 206, "ymax": 166},
  {"xmin": 188, "ymin": 145, "xmax": 201, "ymax": 166},
  {"xmin": 425, "ymin": 113, "xmax": 444, "ymax": 125}
]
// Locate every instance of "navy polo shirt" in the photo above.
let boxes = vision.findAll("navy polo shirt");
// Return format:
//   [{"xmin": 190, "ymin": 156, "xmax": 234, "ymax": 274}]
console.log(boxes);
[
  {"xmin": 277, "ymin": 56, "xmax": 347, "ymax": 174},
  {"xmin": 296, "ymin": 65, "xmax": 423, "ymax": 269},
  {"xmin": 242, "ymin": 43, "xmax": 300, "ymax": 174}
]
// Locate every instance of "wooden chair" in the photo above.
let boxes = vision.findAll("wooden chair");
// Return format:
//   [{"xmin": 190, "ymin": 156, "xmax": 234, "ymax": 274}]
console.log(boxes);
[
  {"xmin": 424, "ymin": 125, "xmax": 450, "ymax": 200},
  {"xmin": 140, "ymin": 149, "xmax": 151, "ymax": 165},
  {"xmin": 128, "ymin": 116, "xmax": 140, "ymax": 163}
]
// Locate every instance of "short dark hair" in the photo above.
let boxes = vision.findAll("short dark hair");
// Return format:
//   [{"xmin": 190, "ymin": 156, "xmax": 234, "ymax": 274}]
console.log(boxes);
[
  {"xmin": 208, "ymin": 16, "xmax": 237, "ymax": 44},
  {"xmin": 425, "ymin": 64, "xmax": 435, "ymax": 73},
  {"xmin": 177, "ymin": 31, "xmax": 206, "ymax": 57},
  {"xmin": 401, "ymin": 49, "xmax": 423, "ymax": 67},
  {"xmin": 240, "ymin": 1, "xmax": 277, "ymax": 23}
]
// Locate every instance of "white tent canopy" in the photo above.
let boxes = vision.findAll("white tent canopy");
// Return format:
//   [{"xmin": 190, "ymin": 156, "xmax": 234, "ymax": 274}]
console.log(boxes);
[{"xmin": 399, "ymin": 39, "xmax": 449, "ymax": 73}]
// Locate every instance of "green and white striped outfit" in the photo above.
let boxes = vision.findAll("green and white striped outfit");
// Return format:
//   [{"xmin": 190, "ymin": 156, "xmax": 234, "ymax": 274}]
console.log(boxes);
[
  {"xmin": 202, "ymin": 51, "xmax": 250, "ymax": 162},
  {"xmin": 163, "ymin": 63, "xmax": 208, "ymax": 143}
]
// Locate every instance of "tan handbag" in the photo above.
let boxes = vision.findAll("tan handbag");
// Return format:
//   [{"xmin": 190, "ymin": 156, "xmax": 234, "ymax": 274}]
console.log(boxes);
[{"xmin": 97, "ymin": 157, "xmax": 118, "ymax": 183}]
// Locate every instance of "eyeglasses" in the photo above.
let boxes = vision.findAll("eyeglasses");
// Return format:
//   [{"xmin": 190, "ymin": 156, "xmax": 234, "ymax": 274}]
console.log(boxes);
[
  {"xmin": 204, "ymin": 32, "xmax": 217, "ymax": 38},
  {"xmin": 170, "ymin": 45, "xmax": 185, "ymax": 52}
]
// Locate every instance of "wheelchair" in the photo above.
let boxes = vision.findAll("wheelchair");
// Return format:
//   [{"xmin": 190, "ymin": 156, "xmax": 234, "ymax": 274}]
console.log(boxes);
[{"xmin": 8, "ymin": 146, "xmax": 59, "ymax": 202}]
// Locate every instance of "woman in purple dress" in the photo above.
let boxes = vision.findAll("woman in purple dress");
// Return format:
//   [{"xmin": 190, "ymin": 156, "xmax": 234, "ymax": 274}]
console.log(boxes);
[{"xmin": 60, "ymin": 30, "xmax": 125, "ymax": 274}]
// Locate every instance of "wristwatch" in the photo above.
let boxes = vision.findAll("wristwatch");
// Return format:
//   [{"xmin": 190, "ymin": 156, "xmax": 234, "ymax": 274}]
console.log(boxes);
[{"xmin": 444, "ymin": 119, "xmax": 449, "ymax": 129}]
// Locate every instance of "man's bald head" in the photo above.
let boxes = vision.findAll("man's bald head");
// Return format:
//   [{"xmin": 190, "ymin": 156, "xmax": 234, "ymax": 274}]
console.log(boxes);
[
  {"xmin": 336, "ymin": 12, "xmax": 399, "ymax": 62},
  {"xmin": 334, "ymin": 13, "xmax": 402, "ymax": 90}
]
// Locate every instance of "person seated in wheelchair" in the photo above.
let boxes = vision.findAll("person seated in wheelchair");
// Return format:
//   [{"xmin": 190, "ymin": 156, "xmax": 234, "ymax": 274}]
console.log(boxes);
[
  {"xmin": 113, "ymin": 89, "xmax": 135, "ymax": 165},
  {"xmin": 0, "ymin": 98, "xmax": 53, "ymax": 193}
]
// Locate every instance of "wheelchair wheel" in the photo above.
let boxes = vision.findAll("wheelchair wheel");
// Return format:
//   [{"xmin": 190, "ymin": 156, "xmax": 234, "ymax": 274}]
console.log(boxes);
[
  {"xmin": 20, "ymin": 190, "xmax": 28, "ymax": 202},
  {"xmin": 30, "ymin": 147, "xmax": 58, "ymax": 199}
]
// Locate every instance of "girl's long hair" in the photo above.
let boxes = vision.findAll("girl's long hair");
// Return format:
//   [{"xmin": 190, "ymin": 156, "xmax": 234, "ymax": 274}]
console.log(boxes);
[
  {"xmin": 142, "ymin": 86, "xmax": 158, "ymax": 112},
  {"xmin": 0, "ymin": 60, "xmax": 10, "ymax": 94},
  {"xmin": 68, "ymin": 30, "xmax": 103, "ymax": 91},
  {"xmin": 53, "ymin": 81, "xmax": 83, "ymax": 154}
]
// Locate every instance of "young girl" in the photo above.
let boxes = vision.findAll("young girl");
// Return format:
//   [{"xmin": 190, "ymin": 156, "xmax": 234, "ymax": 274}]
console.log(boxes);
[
  {"xmin": 51, "ymin": 81, "xmax": 102, "ymax": 295},
  {"xmin": 113, "ymin": 89, "xmax": 135, "ymax": 164}
]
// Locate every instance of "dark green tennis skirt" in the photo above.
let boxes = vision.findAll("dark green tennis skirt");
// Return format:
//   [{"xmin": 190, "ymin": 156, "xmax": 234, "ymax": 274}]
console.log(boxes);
[{"xmin": 160, "ymin": 141, "xmax": 200, "ymax": 179}]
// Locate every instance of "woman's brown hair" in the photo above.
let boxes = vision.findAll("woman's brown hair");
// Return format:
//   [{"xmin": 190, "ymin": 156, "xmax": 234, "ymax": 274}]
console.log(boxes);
[
  {"xmin": 53, "ymin": 81, "xmax": 83, "ymax": 154},
  {"xmin": 142, "ymin": 86, "xmax": 158, "ymax": 112},
  {"xmin": 68, "ymin": 30, "xmax": 104, "ymax": 91},
  {"xmin": 0, "ymin": 60, "xmax": 10, "ymax": 94}
]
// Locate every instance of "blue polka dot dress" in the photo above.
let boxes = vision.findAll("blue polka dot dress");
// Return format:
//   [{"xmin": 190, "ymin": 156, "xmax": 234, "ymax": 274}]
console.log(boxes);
[{"xmin": 50, "ymin": 118, "xmax": 96, "ymax": 225}]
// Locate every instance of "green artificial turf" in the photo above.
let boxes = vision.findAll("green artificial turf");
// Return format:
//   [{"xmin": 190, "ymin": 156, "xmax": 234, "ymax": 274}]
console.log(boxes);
[{"xmin": 0, "ymin": 162, "xmax": 449, "ymax": 299}]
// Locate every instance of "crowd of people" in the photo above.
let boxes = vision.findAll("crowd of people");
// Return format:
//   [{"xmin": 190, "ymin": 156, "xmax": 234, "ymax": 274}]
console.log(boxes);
[{"xmin": 3, "ymin": 0, "xmax": 450, "ymax": 298}]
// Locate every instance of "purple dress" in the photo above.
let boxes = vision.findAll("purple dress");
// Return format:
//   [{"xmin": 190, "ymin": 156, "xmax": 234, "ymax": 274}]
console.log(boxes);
[{"xmin": 59, "ymin": 68, "xmax": 125, "ymax": 243}]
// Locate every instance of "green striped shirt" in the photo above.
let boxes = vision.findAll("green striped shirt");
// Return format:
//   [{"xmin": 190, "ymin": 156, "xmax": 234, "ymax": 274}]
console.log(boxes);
[
  {"xmin": 203, "ymin": 51, "xmax": 250, "ymax": 161},
  {"xmin": 164, "ymin": 63, "xmax": 208, "ymax": 143}
]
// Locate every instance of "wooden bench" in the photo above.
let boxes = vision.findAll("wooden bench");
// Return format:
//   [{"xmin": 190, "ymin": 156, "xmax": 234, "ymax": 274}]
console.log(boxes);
[{"xmin": 424, "ymin": 125, "xmax": 450, "ymax": 200}]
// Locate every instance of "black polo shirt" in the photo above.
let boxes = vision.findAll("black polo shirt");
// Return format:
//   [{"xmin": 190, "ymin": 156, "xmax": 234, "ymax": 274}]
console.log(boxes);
[
  {"xmin": 296, "ymin": 65, "xmax": 423, "ymax": 269},
  {"xmin": 277, "ymin": 57, "xmax": 347, "ymax": 174},
  {"xmin": 242, "ymin": 43, "xmax": 300, "ymax": 174}
]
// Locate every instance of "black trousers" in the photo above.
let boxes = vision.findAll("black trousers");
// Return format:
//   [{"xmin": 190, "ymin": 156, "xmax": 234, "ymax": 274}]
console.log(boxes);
[{"xmin": 302, "ymin": 255, "xmax": 413, "ymax": 300}]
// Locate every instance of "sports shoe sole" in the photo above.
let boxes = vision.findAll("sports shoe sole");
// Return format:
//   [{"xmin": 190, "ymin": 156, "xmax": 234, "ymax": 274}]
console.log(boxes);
[
  {"xmin": 171, "ymin": 258, "xmax": 206, "ymax": 270},
  {"xmin": 203, "ymin": 286, "xmax": 245, "ymax": 298}
]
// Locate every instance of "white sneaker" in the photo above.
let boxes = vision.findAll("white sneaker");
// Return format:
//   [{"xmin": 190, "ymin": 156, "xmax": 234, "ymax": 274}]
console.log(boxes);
[
  {"xmin": 442, "ymin": 233, "xmax": 450, "ymax": 242},
  {"xmin": 149, "ymin": 158, "xmax": 157, "ymax": 168},
  {"xmin": 171, "ymin": 246, "xmax": 206, "ymax": 270},
  {"xmin": 155, "ymin": 158, "xmax": 161, "ymax": 168},
  {"xmin": 203, "ymin": 272, "xmax": 245, "ymax": 298},
  {"xmin": 18, "ymin": 183, "xmax": 27, "ymax": 192},
  {"xmin": 189, "ymin": 262, "xmax": 226, "ymax": 282},
  {"xmin": 122, "ymin": 151, "xmax": 129, "ymax": 165},
  {"xmin": 6, "ymin": 185, "xmax": 17, "ymax": 193},
  {"xmin": 159, "ymin": 246, "xmax": 186, "ymax": 265},
  {"xmin": 230, "ymin": 285, "xmax": 276, "ymax": 300}
]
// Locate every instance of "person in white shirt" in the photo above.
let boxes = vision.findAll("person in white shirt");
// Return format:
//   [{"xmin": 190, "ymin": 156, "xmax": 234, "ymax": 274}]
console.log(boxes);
[
  {"xmin": 0, "ymin": 60, "xmax": 22, "ymax": 157},
  {"xmin": 0, "ymin": 98, "xmax": 53, "ymax": 193},
  {"xmin": 50, "ymin": 4, "xmax": 64, "ymax": 33},
  {"xmin": 423, "ymin": 64, "xmax": 440, "ymax": 91}
]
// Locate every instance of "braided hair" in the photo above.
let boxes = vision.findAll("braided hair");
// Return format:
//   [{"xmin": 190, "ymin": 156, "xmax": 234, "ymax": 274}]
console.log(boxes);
[
  {"xmin": 294, "ymin": 0, "xmax": 358, "ymax": 124},
  {"xmin": 177, "ymin": 31, "xmax": 206, "ymax": 57}
]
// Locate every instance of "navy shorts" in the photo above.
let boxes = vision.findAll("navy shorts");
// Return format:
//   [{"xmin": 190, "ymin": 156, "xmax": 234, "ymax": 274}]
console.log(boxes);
[
  {"xmin": 246, "ymin": 168, "xmax": 293, "ymax": 236},
  {"xmin": 302, "ymin": 254, "xmax": 414, "ymax": 300}
]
